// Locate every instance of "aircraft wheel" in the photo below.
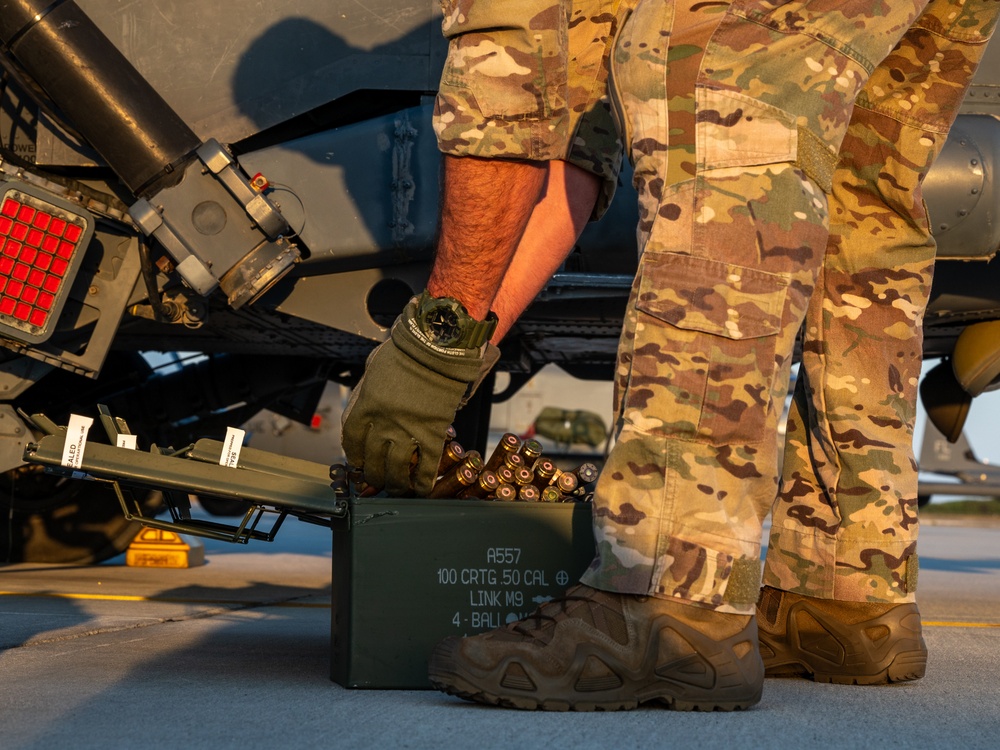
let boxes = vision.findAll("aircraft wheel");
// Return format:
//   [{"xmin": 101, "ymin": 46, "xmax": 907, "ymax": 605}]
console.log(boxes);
[{"xmin": 0, "ymin": 464, "xmax": 158, "ymax": 564}]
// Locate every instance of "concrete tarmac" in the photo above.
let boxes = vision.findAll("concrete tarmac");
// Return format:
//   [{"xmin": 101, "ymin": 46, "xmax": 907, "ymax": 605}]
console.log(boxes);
[{"xmin": 2, "ymin": 512, "xmax": 999, "ymax": 750}]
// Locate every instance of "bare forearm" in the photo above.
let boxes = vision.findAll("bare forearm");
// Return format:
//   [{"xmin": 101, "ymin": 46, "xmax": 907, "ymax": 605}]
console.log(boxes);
[
  {"xmin": 491, "ymin": 161, "xmax": 601, "ymax": 341},
  {"xmin": 427, "ymin": 155, "xmax": 549, "ymax": 320}
]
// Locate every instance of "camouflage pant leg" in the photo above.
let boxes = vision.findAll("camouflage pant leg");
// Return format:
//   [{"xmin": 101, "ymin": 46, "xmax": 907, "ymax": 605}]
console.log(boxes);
[
  {"xmin": 565, "ymin": 1, "xmax": 638, "ymax": 217},
  {"xmin": 581, "ymin": 0, "xmax": 935, "ymax": 614},
  {"xmin": 434, "ymin": 0, "xmax": 629, "ymax": 213},
  {"xmin": 763, "ymin": 0, "xmax": 1000, "ymax": 604}
]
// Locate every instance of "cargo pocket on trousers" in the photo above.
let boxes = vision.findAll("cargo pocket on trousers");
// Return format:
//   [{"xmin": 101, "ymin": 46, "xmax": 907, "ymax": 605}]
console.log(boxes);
[
  {"xmin": 696, "ymin": 86, "xmax": 798, "ymax": 172},
  {"xmin": 625, "ymin": 252, "xmax": 788, "ymax": 444}
]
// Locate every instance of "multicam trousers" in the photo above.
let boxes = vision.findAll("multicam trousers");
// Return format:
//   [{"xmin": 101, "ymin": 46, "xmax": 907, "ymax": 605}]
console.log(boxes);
[
  {"xmin": 762, "ymin": 1, "xmax": 1000, "ymax": 604},
  {"xmin": 433, "ymin": 0, "xmax": 1000, "ymax": 614},
  {"xmin": 580, "ymin": 0, "xmax": 999, "ymax": 613}
]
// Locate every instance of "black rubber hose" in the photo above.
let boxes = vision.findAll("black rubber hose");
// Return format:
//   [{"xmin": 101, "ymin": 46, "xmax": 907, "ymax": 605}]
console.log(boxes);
[{"xmin": 137, "ymin": 235, "xmax": 176, "ymax": 323}]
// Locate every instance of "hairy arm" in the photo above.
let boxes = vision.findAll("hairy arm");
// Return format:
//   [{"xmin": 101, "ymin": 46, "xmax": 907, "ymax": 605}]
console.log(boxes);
[
  {"xmin": 427, "ymin": 155, "xmax": 549, "ymax": 320},
  {"xmin": 490, "ymin": 160, "xmax": 600, "ymax": 341}
]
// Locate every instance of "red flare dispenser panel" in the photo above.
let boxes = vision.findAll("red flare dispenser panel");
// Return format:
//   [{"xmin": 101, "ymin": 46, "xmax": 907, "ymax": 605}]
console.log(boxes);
[{"xmin": 0, "ymin": 184, "xmax": 94, "ymax": 344}]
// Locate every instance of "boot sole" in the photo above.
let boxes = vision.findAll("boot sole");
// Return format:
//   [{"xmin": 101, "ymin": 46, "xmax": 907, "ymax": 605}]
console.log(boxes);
[
  {"xmin": 763, "ymin": 649, "xmax": 927, "ymax": 685},
  {"xmin": 429, "ymin": 671, "xmax": 763, "ymax": 711},
  {"xmin": 759, "ymin": 598, "xmax": 928, "ymax": 685},
  {"xmin": 428, "ymin": 637, "xmax": 763, "ymax": 712}
]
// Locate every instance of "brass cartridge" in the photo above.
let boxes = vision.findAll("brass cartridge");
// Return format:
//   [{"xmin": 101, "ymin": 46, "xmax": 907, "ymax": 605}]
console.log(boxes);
[
  {"xmin": 532, "ymin": 458, "xmax": 558, "ymax": 489},
  {"xmin": 459, "ymin": 470, "xmax": 499, "ymax": 499},
  {"xmin": 518, "ymin": 484, "xmax": 540, "ymax": 502},
  {"xmin": 513, "ymin": 466, "xmax": 534, "ymax": 487},
  {"xmin": 503, "ymin": 451, "xmax": 525, "ymax": 471},
  {"xmin": 485, "ymin": 432, "xmax": 521, "ymax": 472},
  {"xmin": 495, "ymin": 465, "xmax": 516, "ymax": 486},
  {"xmin": 438, "ymin": 440, "xmax": 466, "ymax": 474},
  {"xmin": 573, "ymin": 462, "xmax": 599, "ymax": 486},
  {"xmin": 540, "ymin": 486, "xmax": 561, "ymax": 503},
  {"xmin": 493, "ymin": 483, "xmax": 518, "ymax": 502},
  {"xmin": 555, "ymin": 470, "xmax": 579, "ymax": 496},
  {"xmin": 460, "ymin": 450, "xmax": 484, "ymax": 475},
  {"xmin": 428, "ymin": 464, "xmax": 478, "ymax": 498},
  {"xmin": 519, "ymin": 438, "xmax": 543, "ymax": 464}
]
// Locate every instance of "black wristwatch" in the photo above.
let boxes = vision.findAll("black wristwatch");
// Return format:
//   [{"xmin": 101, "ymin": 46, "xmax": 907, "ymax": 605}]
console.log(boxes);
[{"xmin": 412, "ymin": 290, "xmax": 498, "ymax": 349}]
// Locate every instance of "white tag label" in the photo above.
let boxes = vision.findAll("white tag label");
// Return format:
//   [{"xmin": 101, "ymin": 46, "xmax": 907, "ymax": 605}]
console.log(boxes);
[
  {"xmin": 61, "ymin": 414, "xmax": 94, "ymax": 469},
  {"xmin": 117, "ymin": 434, "xmax": 137, "ymax": 450},
  {"xmin": 220, "ymin": 426, "xmax": 245, "ymax": 468}
]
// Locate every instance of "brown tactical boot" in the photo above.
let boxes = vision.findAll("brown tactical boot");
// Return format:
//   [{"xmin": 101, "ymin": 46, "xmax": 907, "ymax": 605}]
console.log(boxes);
[
  {"xmin": 427, "ymin": 584, "xmax": 764, "ymax": 711},
  {"xmin": 756, "ymin": 586, "xmax": 928, "ymax": 685}
]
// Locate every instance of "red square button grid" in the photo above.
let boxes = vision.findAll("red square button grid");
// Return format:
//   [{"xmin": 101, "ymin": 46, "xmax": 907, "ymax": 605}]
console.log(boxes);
[{"xmin": 0, "ymin": 194, "xmax": 86, "ymax": 334}]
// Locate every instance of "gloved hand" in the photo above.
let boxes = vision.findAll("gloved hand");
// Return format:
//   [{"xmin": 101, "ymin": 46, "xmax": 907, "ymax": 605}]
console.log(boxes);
[{"xmin": 341, "ymin": 302, "xmax": 499, "ymax": 496}]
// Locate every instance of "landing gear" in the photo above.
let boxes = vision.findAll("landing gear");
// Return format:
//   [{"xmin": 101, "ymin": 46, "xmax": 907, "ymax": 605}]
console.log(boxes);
[{"xmin": 0, "ymin": 464, "xmax": 159, "ymax": 564}]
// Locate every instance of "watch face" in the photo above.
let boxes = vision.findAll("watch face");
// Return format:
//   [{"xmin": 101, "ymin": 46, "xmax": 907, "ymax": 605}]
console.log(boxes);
[{"xmin": 425, "ymin": 304, "xmax": 463, "ymax": 346}]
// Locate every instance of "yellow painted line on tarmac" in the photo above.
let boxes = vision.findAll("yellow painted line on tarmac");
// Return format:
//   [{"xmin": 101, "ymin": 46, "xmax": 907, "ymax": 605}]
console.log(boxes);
[
  {"xmin": 924, "ymin": 620, "xmax": 1000, "ymax": 628},
  {"xmin": 0, "ymin": 591, "xmax": 330, "ymax": 608}
]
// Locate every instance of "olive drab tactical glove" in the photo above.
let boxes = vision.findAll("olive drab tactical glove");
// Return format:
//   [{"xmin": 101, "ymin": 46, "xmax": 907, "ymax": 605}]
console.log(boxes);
[{"xmin": 341, "ymin": 295, "xmax": 499, "ymax": 496}]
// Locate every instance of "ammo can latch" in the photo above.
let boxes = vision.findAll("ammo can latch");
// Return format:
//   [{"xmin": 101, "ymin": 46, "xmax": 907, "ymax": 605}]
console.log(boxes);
[{"xmin": 20, "ymin": 405, "xmax": 348, "ymax": 544}]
